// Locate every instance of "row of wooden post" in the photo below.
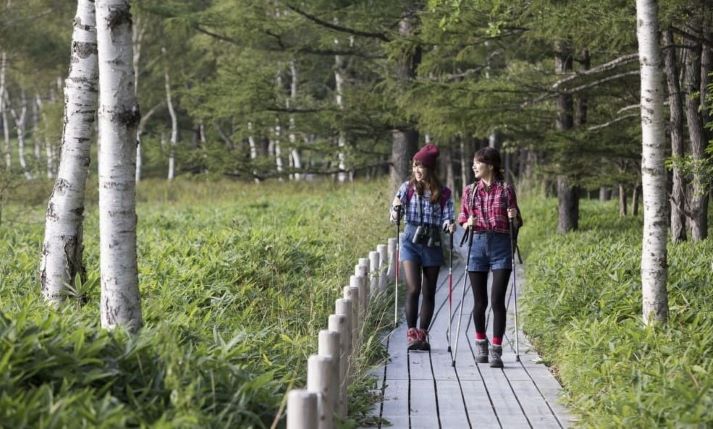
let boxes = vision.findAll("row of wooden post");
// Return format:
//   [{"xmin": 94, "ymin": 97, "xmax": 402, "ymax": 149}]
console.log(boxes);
[{"xmin": 286, "ymin": 237, "xmax": 399, "ymax": 429}]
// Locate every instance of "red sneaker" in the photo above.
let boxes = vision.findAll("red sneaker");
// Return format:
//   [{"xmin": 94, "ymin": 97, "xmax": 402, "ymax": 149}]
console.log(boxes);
[
  {"xmin": 418, "ymin": 329, "xmax": 430, "ymax": 351},
  {"xmin": 407, "ymin": 328, "xmax": 421, "ymax": 351}
]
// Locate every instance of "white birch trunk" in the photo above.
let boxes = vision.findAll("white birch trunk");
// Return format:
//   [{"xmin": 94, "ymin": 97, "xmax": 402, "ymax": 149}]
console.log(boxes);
[
  {"xmin": 273, "ymin": 120, "xmax": 284, "ymax": 180},
  {"xmin": 9, "ymin": 91, "xmax": 32, "ymax": 179},
  {"xmin": 163, "ymin": 48, "xmax": 178, "ymax": 181},
  {"xmin": 40, "ymin": 0, "xmax": 98, "ymax": 304},
  {"xmin": 247, "ymin": 121, "xmax": 259, "ymax": 183},
  {"xmin": 96, "ymin": 0, "xmax": 142, "ymax": 331},
  {"xmin": 334, "ymin": 32, "xmax": 349, "ymax": 183},
  {"xmin": 133, "ymin": 13, "xmax": 145, "ymax": 182},
  {"xmin": 0, "ymin": 52, "xmax": 9, "ymax": 169},
  {"xmin": 636, "ymin": 0, "xmax": 668, "ymax": 324},
  {"xmin": 135, "ymin": 103, "xmax": 160, "ymax": 182},
  {"xmin": 288, "ymin": 60, "xmax": 301, "ymax": 181},
  {"xmin": 32, "ymin": 93, "xmax": 41, "ymax": 161}
]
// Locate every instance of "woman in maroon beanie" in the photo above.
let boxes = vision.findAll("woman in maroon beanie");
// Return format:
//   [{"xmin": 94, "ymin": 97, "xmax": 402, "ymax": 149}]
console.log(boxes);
[
  {"xmin": 390, "ymin": 144, "xmax": 455, "ymax": 351},
  {"xmin": 458, "ymin": 147, "xmax": 521, "ymax": 367}
]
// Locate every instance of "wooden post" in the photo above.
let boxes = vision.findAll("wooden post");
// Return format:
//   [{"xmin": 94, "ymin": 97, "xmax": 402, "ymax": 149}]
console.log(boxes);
[
  {"xmin": 350, "ymin": 274, "xmax": 366, "ymax": 323},
  {"xmin": 377, "ymin": 244, "xmax": 388, "ymax": 291},
  {"xmin": 357, "ymin": 258, "xmax": 370, "ymax": 310},
  {"xmin": 387, "ymin": 237, "xmax": 397, "ymax": 281},
  {"xmin": 319, "ymin": 329, "xmax": 341, "ymax": 419},
  {"xmin": 287, "ymin": 389, "xmax": 318, "ymax": 429},
  {"xmin": 308, "ymin": 354, "xmax": 335, "ymax": 429},
  {"xmin": 328, "ymin": 314, "xmax": 348, "ymax": 418},
  {"xmin": 343, "ymin": 285, "xmax": 360, "ymax": 350},
  {"xmin": 369, "ymin": 251, "xmax": 380, "ymax": 295}
]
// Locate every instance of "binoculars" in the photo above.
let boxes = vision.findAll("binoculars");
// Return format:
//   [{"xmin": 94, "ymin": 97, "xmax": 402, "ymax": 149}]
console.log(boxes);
[{"xmin": 412, "ymin": 225, "xmax": 441, "ymax": 247}]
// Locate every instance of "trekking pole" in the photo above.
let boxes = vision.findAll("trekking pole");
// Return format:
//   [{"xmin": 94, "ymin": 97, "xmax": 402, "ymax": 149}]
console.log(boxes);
[
  {"xmin": 447, "ymin": 226, "xmax": 454, "ymax": 352},
  {"xmin": 452, "ymin": 224, "xmax": 474, "ymax": 367},
  {"xmin": 394, "ymin": 205, "xmax": 403, "ymax": 325},
  {"xmin": 508, "ymin": 216, "xmax": 520, "ymax": 362}
]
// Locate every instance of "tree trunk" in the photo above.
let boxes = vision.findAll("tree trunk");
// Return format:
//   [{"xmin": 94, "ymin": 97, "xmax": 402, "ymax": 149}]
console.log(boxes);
[
  {"xmin": 32, "ymin": 92, "xmax": 41, "ymax": 162},
  {"xmin": 444, "ymin": 143, "xmax": 455, "ymax": 196},
  {"xmin": 662, "ymin": 28, "xmax": 687, "ymax": 242},
  {"xmin": 636, "ymin": 0, "xmax": 668, "ymax": 324},
  {"xmin": 633, "ymin": 184, "xmax": 641, "ymax": 216},
  {"xmin": 390, "ymin": 4, "xmax": 421, "ymax": 196},
  {"xmin": 247, "ymin": 121, "xmax": 260, "ymax": 183},
  {"xmin": 683, "ymin": 28, "xmax": 708, "ymax": 241},
  {"xmin": 574, "ymin": 49, "xmax": 590, "ymax": 126},
  {"xmin": 133, "ymin": 12, "xmax": 145, "ymax": 182},
  {"xmin": 288, "ymin": 60, "xmax": 301, "ymax": 181},
  {"xmin": 0, "ymin": 51, "xmax": 9, "ymax": 169},
  {"xmin": 9, "ymin": 91, "xmax": 32, "ymax": 179},
  {"xmin": 273, "ymin": 119, "xmax": 284, "ymax": 180},
  {"xmin": 599, "ymin": 187, "xmax": 610, "ymax": 202},
  {"xmin": 555, "ymin": 41, "xmax": 578, "ymax": 233},
  {"xmin": 619, "ymin": 184, "xmax": 628, "ymax": 216},
  {"xmin": 40, "ymin": 0, "xmax": 98, "ymax": 304},
  {"xmin": 391, "ymin": 129, "xmax": 418, "ymax": 195},
  {"xmin": 164, "ymin": 48, "xmax": 178, "ymax": 181},
  {"xmin": 96, "ymin": 0, "xmax": 142, "ymax": 332},
  {"xmin": 334, "ymin": 32, "xmax": 349, "ymax": 183}
]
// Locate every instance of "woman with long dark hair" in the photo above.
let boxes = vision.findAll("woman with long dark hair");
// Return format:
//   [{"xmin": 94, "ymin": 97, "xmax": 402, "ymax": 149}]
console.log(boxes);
[
  {"xmin": 457, "ymin": 147, "xmax": 521, "ymax": 367},
  {"xmin": 391, "ymin": 144, "xmax": 455, "ymax": 351}
]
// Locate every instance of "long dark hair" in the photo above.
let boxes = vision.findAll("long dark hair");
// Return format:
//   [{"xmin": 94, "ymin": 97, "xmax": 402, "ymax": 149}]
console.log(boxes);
[
  {"xmin": 474, "ymin": 147, "xmax": 504, "ymax": 182},
  {"xmin": 409, "ymin": 160, "xmax": 442, "ymax": 203}
]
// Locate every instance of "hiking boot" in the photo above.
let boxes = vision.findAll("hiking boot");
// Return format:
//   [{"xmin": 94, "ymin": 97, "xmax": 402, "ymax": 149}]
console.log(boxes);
[
  {"xmin": 475, "ymin": 339, "xmax": 489, "ymax": 363},
  {"xmin": 407, "ymin": 328, "xmax": 422, "ymax": 351},
  {"xmin": 490, "ymin": 344, "xmax": 503, "ymax": 368},
  {"xmin": 418, "ymin": 329, "xmax": 430, "ymax": 351}
]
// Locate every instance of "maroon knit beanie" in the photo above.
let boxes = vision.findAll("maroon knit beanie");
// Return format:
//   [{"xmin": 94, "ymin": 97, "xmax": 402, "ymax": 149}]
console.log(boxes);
[{"xmin": 413, "ymin": 144, "xmax": 439, "ymax": 168}]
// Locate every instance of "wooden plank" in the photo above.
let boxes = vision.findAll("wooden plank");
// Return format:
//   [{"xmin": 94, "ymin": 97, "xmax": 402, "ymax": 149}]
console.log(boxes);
[
  {"xmin": 380, "ymin": 378, "xmax": 409, "ymax": 427},
  {"xmin": 435, "ymin": 380, "xmax": 470, "ymax": 428},
  {"xmin": 460, "ymin": 373, "xmax": 501, "ymax": 428},
  {"xmin": 478, "ymin": 365, "xmax": 530, "ymax": 428},
  {"xmin": 409, "ymin": 379, "xmax": 439, "ymax": 429},
  {"xmin": 508, "ymin": 379, "xmax": 561, "ymax": 428},
  {"xmin": 408, "ymin": 350, "xmax": 432, "ymax": 381}
]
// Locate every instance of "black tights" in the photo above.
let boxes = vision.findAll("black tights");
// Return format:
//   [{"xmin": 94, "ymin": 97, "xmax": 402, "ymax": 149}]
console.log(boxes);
[
  {"xmin": 469, "ymin": 270, "xmax": 512, "ymax": 339},
  {"xmin": 403, "ymin": 261, "xmax": 440, "ymax": 330}
]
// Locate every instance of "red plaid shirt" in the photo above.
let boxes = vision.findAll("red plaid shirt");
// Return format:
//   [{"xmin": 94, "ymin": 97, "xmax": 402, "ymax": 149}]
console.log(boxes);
[{"xmin": 457, "ymin": 180, "xmax": 519, "ymax": 233}]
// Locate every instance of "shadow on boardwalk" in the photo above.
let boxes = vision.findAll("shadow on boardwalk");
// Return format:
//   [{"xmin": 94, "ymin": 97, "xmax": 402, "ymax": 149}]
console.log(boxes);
[{"xmin": 365, "ymin": 227, "xmax": 574, "ymax": 429}]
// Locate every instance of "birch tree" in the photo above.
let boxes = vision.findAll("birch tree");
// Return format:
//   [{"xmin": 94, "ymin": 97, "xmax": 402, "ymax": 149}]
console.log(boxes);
[
  {"xmin": 0, "ymin": 52, "xmax": 9, "ymax": 168},
  {"xmin": 636, "ymin": 0, "xmax": 668, "ymax": 324},
  {"xmin": 163, "ymin": 47, "xmax": 178, "ymax": 181},
  {"xmin": 40, "ymin": 0, "xmax": 98, "ymax": 304},
  {"xmin": 96, "ymin": 0, "xmax": 142, "ymax": 331},
  {"xmin": 8, "ymin": 90, "xmax": 32, "ymax": 180}
]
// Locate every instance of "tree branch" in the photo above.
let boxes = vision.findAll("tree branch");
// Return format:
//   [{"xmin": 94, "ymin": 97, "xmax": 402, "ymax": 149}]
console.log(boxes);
[
  {"xmin": 552, "ymin": 53, "xmax": 639, "ymax": 89},
  {"xmin": 587, "ymin": 113, "xmax": 638, "ymax": 131},
  {"xmin": 285, "ymin": 4, "xmax": 390, "ymax": 42}
]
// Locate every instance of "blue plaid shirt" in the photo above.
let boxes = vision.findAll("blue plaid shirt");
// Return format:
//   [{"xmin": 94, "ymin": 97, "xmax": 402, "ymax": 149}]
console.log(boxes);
[{"xmin": 394, "ymin": 181, "xmax": 455, "ymax": 227}]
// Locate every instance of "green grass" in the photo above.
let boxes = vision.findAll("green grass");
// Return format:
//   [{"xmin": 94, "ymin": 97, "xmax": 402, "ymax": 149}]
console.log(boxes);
[
  {"xmin": 518, "ymin": 194, "xmax": 713, "ymax": 427},
  {"xmin": 0, "ymin": 178, "xmax": 394, "ymax": 428}
]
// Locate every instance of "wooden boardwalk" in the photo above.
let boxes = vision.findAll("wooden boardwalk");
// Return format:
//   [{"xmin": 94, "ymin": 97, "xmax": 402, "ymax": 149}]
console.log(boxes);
[{"xmin": 365, "ymin": 229, "xmax": 573, "ymax": 428}]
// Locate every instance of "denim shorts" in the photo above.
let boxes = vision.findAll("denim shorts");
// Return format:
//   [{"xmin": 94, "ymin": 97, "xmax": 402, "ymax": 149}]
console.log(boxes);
[
  {"xmin": 467, "ymin": 232, "xmax": 512, "ymax": 272},
  {"xmin": 399, "ymin": 224, "xmax": 444, "ymax": 267}
]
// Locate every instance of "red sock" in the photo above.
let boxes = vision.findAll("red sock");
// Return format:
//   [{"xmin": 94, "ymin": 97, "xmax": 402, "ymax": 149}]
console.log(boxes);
[
  {"xmin": 492, "ymin": 336, "xmax": 502, "ymax": 346},
  {"xmin": 475, "ymin": 332, "xmax": 487, "ymax": 341}
]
